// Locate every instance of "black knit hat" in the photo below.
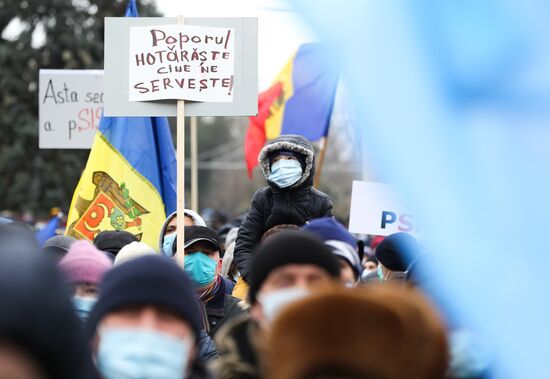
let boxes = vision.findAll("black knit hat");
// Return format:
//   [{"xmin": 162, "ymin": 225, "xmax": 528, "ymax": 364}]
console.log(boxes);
[
  {"xmin": 248, "ymin": 231, "xmax": 340, "ymax": 304},
  {"xmin": 375, "ymin": 233, "xmax": 420, "ymax": 272},
  {"xmin": 93, "ymin": 230, "xmax": 138, "ymax": 256},
  {"xmin": 86, "ymin": 255, "xmax": 202, "ymax": 341}
]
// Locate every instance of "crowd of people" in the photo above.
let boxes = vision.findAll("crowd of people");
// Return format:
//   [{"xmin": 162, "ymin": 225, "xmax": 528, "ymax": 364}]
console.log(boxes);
[{"xmin": 0, "ymin": 134, "xmax": 488, "ymax": 379}]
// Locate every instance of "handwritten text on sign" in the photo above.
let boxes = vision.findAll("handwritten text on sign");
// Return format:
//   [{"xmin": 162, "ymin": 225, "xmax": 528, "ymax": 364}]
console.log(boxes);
[
  {"xmin": 39, "ymin": 69, "xmax": 103, "ymax": 149},
  {"xmin": 129, "ymin": 25, "xmax": 235, "ymax": 102}
]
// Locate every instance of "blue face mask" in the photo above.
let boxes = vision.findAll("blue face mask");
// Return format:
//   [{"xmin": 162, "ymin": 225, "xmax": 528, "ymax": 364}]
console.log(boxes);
[
  {"xmin": 162, "ymin": 233, "xmax": 177, "ymax": 256},
  {"xmin": 184, "ymin": 252, "xmax": 217, "ymax": 287},
  {"xmin": 98, "ymin": 328, "xmax": 192, "ymax": 379},
  {"xmin": 267, "ymin": 159, "xmax": 303, "ymax": 188},
  {"xmin": 72, "ymin": 296, "xmax": 96, "ymax": 321}
]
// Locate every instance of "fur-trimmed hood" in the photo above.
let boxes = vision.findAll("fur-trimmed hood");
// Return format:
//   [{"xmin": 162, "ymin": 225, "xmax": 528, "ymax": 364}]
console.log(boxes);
[{"xmin": 258, "ymin": 134, "xmax": 315, "ymax": 190}]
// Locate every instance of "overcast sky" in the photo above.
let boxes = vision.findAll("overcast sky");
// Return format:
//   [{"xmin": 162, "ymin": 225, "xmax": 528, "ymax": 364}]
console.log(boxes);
[{"xmin": 154, "ymin": 0, "xmax": 316, "ymax": 89}]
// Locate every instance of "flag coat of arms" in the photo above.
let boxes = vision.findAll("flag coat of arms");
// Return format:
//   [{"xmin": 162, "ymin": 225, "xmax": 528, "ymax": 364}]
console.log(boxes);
[{"xmin": 66, "ymin": 117, "xmax": 176, "ymax": 249}]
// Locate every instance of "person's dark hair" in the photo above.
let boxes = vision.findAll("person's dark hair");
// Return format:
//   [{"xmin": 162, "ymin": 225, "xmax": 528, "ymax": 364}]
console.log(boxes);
[
  {"xmin": 261, "ymin": 224, "xmax": 300, "ymax": 242},
  {"xmin": 366, "ymin": 255, "xmax": 379, "ymax": 264}
]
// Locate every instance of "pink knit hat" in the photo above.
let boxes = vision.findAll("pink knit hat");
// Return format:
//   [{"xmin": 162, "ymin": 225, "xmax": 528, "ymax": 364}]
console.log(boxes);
[{"xmin": 58, "ymin": 240, "xmax": 112, "ymax": 285}]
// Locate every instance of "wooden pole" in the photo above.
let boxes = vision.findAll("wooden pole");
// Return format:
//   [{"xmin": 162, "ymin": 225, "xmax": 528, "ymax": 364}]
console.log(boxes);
[
  {"xmin": 313, "ymin": 136, "xmax": 329, "ymax": 188},
  {"xmin": 190, "ymin": 116, "xmax": 199, "ymax": 212},
  {"xmin": 175, "ymin": 15, "xmax": 186, "ymax": 267}
]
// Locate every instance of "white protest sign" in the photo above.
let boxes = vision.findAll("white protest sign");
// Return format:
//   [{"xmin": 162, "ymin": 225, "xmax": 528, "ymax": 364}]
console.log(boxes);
[
  {"xmin": 39, "ymin": 69, "xmax": 103, "ymax": 149},
  {"xmin": 348, "ymin": 181, "xmax": 419, "ymax": 237},
  {"xmin": 129, "ymin": 24, "xmax": 235, "ymax": 102}
]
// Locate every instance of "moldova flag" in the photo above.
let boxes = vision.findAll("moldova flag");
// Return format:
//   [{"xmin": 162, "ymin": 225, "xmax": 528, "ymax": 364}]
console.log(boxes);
[
  {"xmin": 245, "ymin": 43, "xmax": 339, "ymax": 177},
  {"xmin": 65, "ymin": 0, "xmax": 177, "ymax": 249}
]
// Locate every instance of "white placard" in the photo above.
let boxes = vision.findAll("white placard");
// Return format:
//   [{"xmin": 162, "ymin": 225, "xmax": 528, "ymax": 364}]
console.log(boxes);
[
  {"xmin": 39, "ymin": 69, "xmax": 103, "ymax": 149},
  {"xmin": 128, "ymin": 24, "xmax": 235, "ymax": 102},
  {"xmin": 348, "ymin": 181, "xmax": 419, "ymax": 237}
]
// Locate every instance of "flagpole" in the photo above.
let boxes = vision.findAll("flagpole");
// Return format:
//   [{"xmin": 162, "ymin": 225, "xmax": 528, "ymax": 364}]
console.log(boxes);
[
  {"xmin": 191, "ymin": 116, "xmax": 199, "ymax": 212},
  {"xmin": 176, "ymin": 15, "xmax": 186, "ymax": 268},
  {"xmin": 314, "ymin": 136, "xmax": 329, "ymax": 188}
]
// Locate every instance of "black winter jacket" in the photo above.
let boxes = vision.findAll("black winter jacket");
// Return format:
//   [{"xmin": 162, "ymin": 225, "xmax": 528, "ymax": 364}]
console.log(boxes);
[
  {"xmin": 205, "ymin": 279, "xmax": 246, "ymax": 337},
  {"xmin": 234, "ymin": 135, "xmax": 333, "ymax": 281}
]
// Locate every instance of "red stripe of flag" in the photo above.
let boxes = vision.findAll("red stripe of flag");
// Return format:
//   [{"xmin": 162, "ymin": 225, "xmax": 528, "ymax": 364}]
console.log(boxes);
[{"xmin": 244, "ymin": 82, "xmax": 283, "ymax": 177}]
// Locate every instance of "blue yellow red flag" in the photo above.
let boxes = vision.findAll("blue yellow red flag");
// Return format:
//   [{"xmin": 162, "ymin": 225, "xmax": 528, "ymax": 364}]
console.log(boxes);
[{"xmin": 245, "ymin": 43, "xmax": 339, "ymax": 176}]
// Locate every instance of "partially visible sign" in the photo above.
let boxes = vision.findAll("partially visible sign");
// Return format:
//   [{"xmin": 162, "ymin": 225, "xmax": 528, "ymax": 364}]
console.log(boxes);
[
  {"xmin": 348, "ymin": 181, "xmax": 419, "ymax": 237},
  {"xmin": 129, "ymin": 25, "xmax": 235, "ymax": 102},
  {"xmin": 39, "ymin": 69, "xmax": 103, "ymax": 149}
]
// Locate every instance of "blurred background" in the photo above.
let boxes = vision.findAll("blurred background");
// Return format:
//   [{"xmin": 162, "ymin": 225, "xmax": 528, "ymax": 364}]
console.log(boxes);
[{"xmin": 0, "ymin": 0, "xmax": 362, "ymax": 225}]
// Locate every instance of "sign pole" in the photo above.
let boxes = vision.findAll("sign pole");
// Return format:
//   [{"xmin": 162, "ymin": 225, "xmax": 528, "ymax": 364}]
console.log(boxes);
[
  {"xmin": 191, "ymin": 116, "xmax": 199, "ymax": 212},
  {"xmin": 314, "ymin": 136, "xmax": 329, "ymax": 188},
  {"xmin": 175, "ymin": 15, "xmax": 186, "ymax": 267}
]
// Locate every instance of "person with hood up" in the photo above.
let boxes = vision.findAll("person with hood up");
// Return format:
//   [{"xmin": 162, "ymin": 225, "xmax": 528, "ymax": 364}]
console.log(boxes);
[
  {"xmin": 86, "ymin": 255, "xmax": 214, "ymax": 379},
  {"xmin": 213, "ymin": 231, "xmax": 340, "ymax": 379},
  {"xmin": 58, "ymin": 240, "xmax": 113, "ymax": 321},
  {"xmin": 233, "ymin": 134, "xmax": 334, "ymax": 295},
  {"xmin": 159, "ymin": 209, "xmax": 206, "ymax": 257},
  {"xmin": 0, "ymin": 243, "xmax": 96, "ymax": 379}
]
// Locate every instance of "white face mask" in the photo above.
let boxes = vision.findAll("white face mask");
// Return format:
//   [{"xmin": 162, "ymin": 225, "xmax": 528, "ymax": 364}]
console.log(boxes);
[
  {"xmin": 260, "ymin": 287, "xmax": 310, "ymax": 323},
  {"xmin": 98, "ymin": 327, "xmax": 192, "ymax": 379}
]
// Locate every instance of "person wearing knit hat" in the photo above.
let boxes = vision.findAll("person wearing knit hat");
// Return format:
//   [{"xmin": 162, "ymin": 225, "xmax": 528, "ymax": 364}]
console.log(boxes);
[
  {"xmin": 213, "ymin": 231, "xmax": 340, "ymax": 379},
  {"xmin": 113, "ymin": 241, "xmax": 156, "ymax": 266},
  {"xmin": 86, "ymin": 255, "xmax": 212, "ymax": 379},
  {"xmin": 301, "ymin": 217, "xmax": 363, "ymax": 287},
  {"xmin": 42, "ymin": 235, "xmax": 77, "ymax": 261},
  {"xmin": 93, "ymin": 230, "xmax": 138, "ymax": 258},
  {"xmin": 263, "ymin": 284, "xmax": 448, "ymax": 379},
  {"xmin": 375, "ymin": 232, "xmax": 421, "ymax": 282},
  {"xmin": 58, "ymin": 240, "xmax": 112, "ymax": 321}
]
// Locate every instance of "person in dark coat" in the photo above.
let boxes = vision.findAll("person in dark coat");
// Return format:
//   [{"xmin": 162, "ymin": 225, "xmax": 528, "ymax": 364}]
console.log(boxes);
[
  {"xmin": 182, "ymin": 226, "xmax": 245, "ymax": 337},
  {"xmin": 0, "ymin": 237, "xmax": 96, "ymax": 379},
  {"xmin": 86, "ymin": 255, "xmax": 214, "ymax": 379},
  {"xmin": 233, "ymin": 134, "xmax": 334, "ymax": 290},
  {"xmin": 213, "ymin": 231, "xmax": 340, "ymax": 379}
]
